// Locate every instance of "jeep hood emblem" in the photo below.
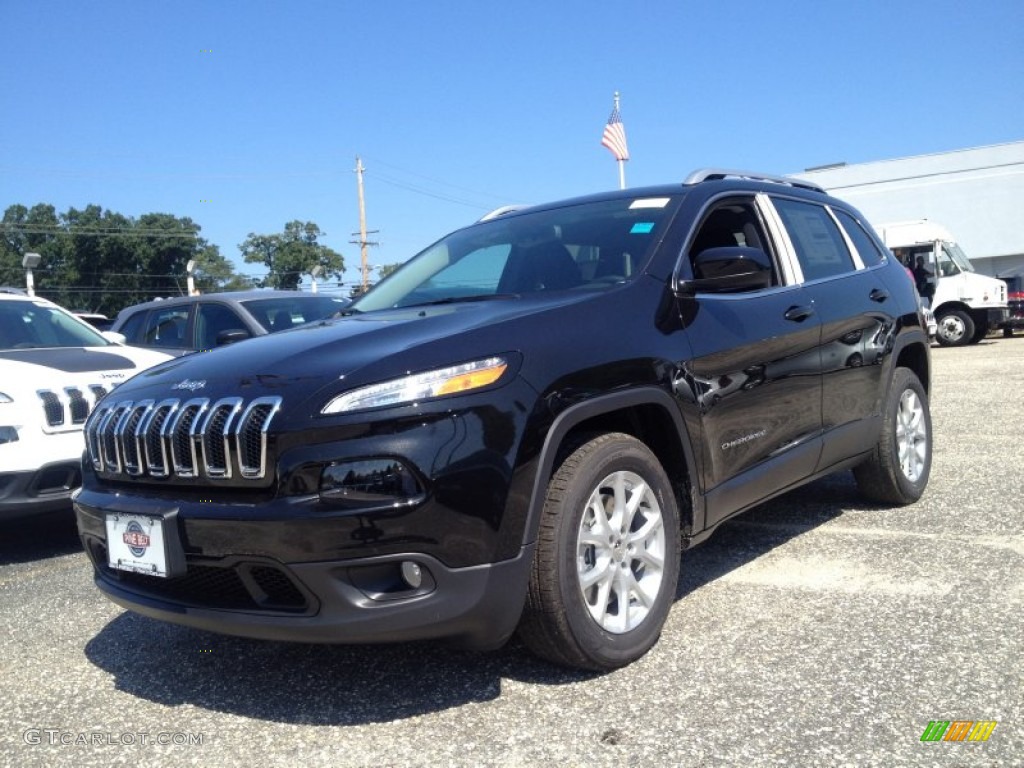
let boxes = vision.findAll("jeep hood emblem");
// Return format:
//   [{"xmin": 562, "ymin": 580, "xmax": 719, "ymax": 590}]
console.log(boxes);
[{"xmin": 172, "ymin": 379, "xmax": 207, "ymax": 392}]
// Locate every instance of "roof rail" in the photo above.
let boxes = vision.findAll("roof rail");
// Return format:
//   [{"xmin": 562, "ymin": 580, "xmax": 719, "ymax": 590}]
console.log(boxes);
[
  {"xmin": 683, "ymin": 168, "xmax": 825, "ymax": 194},
  {"xmin": 477, "ymin": 205, "xmax": 528, "ymax": 223}
]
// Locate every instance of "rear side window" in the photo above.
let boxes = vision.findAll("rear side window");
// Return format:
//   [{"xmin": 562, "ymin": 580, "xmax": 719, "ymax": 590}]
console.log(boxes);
[
  {"xmin": 773, "ymin": 198, "xmax": 854, "ymax": 281},
  {"xmin": 143, "ymin": 307, "xmax": 189, "ymax": 348},
  {"xmin": 833, "ymin": 209, "xmax": 884, "ymax": 267}
]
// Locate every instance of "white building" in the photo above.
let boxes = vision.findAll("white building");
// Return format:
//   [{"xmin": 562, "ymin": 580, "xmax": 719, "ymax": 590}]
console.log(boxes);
[{"xmin": 792, "ymin": 141, "xmax": 1024, "ymax": 282}]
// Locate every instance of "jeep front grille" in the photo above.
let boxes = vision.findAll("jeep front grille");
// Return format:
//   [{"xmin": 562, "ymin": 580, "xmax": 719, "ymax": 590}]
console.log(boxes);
[
  {"xmin": 85, "ymin": 395, "xmax": 282, "ymax": 482},
  {"xmin": 36, "ymin": 385, "xmax": 111, "ymax": 432}
]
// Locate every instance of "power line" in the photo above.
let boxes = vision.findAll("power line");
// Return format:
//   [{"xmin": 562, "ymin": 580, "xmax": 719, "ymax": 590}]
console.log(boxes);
[
  {"xmin": 1, "ymin": 224, "xmax": 203, "ymax": 239},
  {"xmin": 367, "ymin": 171, "xmax": 492, "ymax": 210},
  {"xmin": 361, "ymin": 156, "xmax": 518, "ymax": 203}
]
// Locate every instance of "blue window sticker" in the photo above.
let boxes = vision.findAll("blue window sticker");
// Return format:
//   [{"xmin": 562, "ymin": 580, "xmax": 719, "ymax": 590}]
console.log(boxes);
[{"xmin": 630, "ymin": 222, "xmax": 655, "ymax": 234}]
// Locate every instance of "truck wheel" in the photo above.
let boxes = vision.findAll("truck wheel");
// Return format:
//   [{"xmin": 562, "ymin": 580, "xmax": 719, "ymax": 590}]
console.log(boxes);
[
  {"xmin": 935, "ymin": 310, "xmax": 975, "ymax": 347},
  {"xmin": 854, "ymin": 367, "xmax": 931, "ymax": 505},
  {"xmin": 518, "ymin": 433, "xmax": 680, "ymax": 671}
]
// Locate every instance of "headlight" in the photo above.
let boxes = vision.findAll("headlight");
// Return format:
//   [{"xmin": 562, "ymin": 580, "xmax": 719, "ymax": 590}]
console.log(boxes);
[
  {"xmin": 322, "ymin": 356, "xmax": 509, "ymax": 414},
  {"xmin": 0, "ymin": 392, "xmax": 12, "ymax": 404}
]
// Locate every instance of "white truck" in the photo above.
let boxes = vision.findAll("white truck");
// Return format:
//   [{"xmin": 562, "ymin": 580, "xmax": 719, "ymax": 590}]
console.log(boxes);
[{"xmin": 876, "ymin": 220, "xmax": 1009, "ymax": 346}]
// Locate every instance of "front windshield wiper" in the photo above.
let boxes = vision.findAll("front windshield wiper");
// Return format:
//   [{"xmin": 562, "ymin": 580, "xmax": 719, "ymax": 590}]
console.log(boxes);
[{"xmin": 401, "ymin": 293, "xmax": 521, "ymax": 308}]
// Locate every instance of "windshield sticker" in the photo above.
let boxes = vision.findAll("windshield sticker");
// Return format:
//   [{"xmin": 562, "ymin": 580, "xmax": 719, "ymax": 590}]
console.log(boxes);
[
  {"xmin": 630, "ymin": 222, "xmax": 655, "ymax": 235},
  {"xmin": 629, "ymin": 198, "xmax": 670, "ymax": 209}
]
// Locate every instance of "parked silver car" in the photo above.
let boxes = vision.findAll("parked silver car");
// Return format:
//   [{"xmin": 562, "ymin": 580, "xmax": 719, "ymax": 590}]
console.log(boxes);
[{"xmin": 109, "ymin": 290, "xmax": 349, "ymax": 356}]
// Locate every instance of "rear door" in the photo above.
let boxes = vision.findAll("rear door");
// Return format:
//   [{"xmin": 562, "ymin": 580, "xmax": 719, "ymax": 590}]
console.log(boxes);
[
  {"xmin": 767, "ymin": 197, "xmax": 899, "ymax": 469},
  {"xmin": 119, "ymin": 305, "xmax": 192, "ymax": 356}
]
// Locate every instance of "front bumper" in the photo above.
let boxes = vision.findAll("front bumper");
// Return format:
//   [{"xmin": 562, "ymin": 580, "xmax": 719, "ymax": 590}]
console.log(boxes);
[
  {"xmin": 75, "ymin": 495, "xmax": 535, "ymax": 650},
  {"xmin": 0, "ymin": 461, "xmax": 82, "ymax": 521}
]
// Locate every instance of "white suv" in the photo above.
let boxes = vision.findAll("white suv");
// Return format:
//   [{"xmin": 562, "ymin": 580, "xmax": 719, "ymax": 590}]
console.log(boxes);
[{"xmin": 0, "ymin": 293, "xmax": 172, "ymax": 520}]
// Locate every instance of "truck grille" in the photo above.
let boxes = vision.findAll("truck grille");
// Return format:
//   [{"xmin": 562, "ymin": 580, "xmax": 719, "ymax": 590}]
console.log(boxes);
[
  {"xmin": 36, "ymin": 385, "xmax": 111, "ymax": 431},
  {"xmin": 85, "ymin": 395, "xmax": 282, "ymax": 483}
]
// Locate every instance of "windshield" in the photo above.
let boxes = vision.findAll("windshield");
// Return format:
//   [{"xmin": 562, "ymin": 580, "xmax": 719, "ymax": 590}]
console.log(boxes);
[
  {"xmin": 352, "ymin": 195, "xmax": 681, "ymax": 312},
  {"xmin": 241, "ymin": 296, "xmax": 350, "ymax": 332},
  {"xmin": 0, "ymin": 299, "xmax": 111, "ymax": 350},
  {"xmin": 941, "ymin": 241, "xmax": 975, "ymax": 274}
]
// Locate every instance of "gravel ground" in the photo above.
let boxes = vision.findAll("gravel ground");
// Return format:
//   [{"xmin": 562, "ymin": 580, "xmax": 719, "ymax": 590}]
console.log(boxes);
[{"xmin": 2, "ymin": 337, "xmax": 1021, "ymax": 768}]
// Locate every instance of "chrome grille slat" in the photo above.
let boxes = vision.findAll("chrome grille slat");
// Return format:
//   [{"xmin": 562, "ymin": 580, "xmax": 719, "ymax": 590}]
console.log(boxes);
[
  {"xmin": 201, "ymin": 398, "xmax": 243, "ymax": 478},
  {"xmin": 100, "ymin": 402, "xmax": 134, "ymax": 473},
  {"xmin": 140, "ymin": 400, "xmax": 178, "ymax": 478},
  {"xmin": 84, "ymin": 395, "xmax": 282, "ymax": 484},
  {"xmin": 119, "ymin": 400, "xmax": 154, "ymax": 476},
  {"xmin": 238, "ymin": 397, "xmax": 281, "ymax": 479},
  {"xmin": 170, "ymin": 399, "xmax": 209, "ymax": 478}
]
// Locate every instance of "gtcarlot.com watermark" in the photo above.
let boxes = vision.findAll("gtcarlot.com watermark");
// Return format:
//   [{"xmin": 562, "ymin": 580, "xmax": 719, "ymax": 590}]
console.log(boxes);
[{"xmin": 23, "ymin": 729, "xmax": 204, "ymax": 747}]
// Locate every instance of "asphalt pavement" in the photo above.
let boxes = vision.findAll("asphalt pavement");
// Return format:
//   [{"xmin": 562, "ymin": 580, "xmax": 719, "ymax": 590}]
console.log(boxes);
[{"xmin": 1, "ymin": 337, "xmax": 1021, "ymax": 768}]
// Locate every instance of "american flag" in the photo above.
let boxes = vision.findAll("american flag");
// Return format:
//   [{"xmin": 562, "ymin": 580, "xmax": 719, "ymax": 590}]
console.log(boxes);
[{"xmin": 601, "ymin": 99, "xmax": 629, "ymax": 162}]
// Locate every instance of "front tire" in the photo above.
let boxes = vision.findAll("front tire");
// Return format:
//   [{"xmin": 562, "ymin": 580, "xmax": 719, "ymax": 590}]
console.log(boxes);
[
  {"xmin": 936, "ymin": 309, "xmax": 975, "ymax": 347},
  {"xmin": 517, "ymin": 433, "xmax": 680, "ymax": 671},
  {"xmin": 854, "ymin": 367, "xmax": 931, "ymax": 505}
]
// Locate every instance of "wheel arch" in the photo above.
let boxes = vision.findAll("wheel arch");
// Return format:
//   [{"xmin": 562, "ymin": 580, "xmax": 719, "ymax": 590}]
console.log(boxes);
[
  {"xmin": 523, "ymin": 387, "xmax": 701, "ymax": 548},
  {"xmin": 892, "ymin": 335, "xmax": 931, "ymax": 395},
  {"xmin": 933, "ymin": 300, "xmax": 973, "ymax": 318}
]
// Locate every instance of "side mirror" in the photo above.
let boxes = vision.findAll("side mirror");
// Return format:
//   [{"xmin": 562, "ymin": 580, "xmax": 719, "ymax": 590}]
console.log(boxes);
[
  {"xmin": 216, "ymin": 329, "xmax": 251, "ymax": 346},
  {"xmin": 680, "ymin": 246, "xmax": 773, "ymax": 295},
  {"xmin": 101, "ymin": 331, "xmax": 127, "ymax": 345}
]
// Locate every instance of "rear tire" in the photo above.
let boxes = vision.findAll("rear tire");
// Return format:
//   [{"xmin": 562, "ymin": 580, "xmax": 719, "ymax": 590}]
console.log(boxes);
[
  {"xmin": 854, "ymin": 367, "xmax": 931, "ymax": 505},
  {"xmin": 517, "ymin": 433, "xmax": 680, "ymax": 671}
]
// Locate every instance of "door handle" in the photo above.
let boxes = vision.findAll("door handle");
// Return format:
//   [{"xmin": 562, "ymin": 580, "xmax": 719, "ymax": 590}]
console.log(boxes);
[
  {"xmin": 869, "ymin": 288, "xmax": 889, "ymax": 303},
  {"xmin": 784, "ymin": 305, "xmax": 815, "ymax": 323}
]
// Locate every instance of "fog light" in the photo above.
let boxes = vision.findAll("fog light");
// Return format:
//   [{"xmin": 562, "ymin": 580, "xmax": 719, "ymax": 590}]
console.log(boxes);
[
  {"xmin": 319, "ymin": 458, "xmax": 425, "ymax": 508},
  {"xmin": 0, "ymin": 426, "xmax": 18, "ymax": 445},
  {"xmin": 401, "ymin": 561, "xmax": 423, "ymax": 589}
]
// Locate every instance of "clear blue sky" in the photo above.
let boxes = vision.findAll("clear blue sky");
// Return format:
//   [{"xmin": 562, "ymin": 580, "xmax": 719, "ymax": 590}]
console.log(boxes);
[{"xmin": 2, "ymin": 0, "xmax": 1022, "ymax": 292}]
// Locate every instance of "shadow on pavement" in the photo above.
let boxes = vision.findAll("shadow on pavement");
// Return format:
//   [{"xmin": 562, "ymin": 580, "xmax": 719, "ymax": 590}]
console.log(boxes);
[
  {"xmin": 0, "ymin": 509, "xmax": 81, "ymax": 565},
  {"xmin": 83, "ymin": 471, "xmax": 869, "ymax": 725}
]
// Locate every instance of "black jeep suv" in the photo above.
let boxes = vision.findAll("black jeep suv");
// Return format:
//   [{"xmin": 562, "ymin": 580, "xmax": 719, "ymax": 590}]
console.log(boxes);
[{"xmin": 74, "ymin": 170, "xmax": 932, "ymax": 671}]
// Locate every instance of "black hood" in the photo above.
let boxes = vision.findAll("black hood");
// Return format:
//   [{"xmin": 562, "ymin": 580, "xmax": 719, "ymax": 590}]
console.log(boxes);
[
  {"xmin": 115, "ymin": 294, "xmax": 596, "ymax": 405},
  {"xmin": 0, "ymin": 347, "xmax": 143, "ymax": 372}
]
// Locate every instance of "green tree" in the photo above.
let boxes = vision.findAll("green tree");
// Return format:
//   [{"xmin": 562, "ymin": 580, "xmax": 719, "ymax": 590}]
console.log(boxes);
[
  {"xmin": 0, "ymin": 204, "xmax": 68, "ymax": 294},
  {"xmin": 377, "ymin": 262, "xmax": 404, "ymax": 280},
  {"xmin": 239, "ymin": 220, "xmax": 344, "ymax": 291},
  {"xmin": 0, "ymin": 203, "xmax": 249, "ymax": 316}
]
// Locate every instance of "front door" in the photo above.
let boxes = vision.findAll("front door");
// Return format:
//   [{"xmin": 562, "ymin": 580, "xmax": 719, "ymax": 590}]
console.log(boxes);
[{"xmin": 677, "ymin": 195, "xmax": 824, "ymax": 527}]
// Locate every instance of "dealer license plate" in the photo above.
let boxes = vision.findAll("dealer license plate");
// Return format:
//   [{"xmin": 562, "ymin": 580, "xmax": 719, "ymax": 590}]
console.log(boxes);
[{"xmin": 105, "ymin": 512, "xmax": 170, "ymax": 577}]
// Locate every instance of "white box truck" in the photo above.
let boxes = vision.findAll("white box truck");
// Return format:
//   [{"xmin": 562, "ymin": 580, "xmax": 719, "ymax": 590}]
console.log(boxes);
[{"xmin": 876, "ymin": 220, "xmax": 1009, "ymax": 346}]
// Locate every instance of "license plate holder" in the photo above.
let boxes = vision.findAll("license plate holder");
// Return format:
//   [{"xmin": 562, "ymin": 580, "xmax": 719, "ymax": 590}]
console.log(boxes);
[{"xmin": 105, "ymin": 511, "xmax": 184, "ymax": 578}]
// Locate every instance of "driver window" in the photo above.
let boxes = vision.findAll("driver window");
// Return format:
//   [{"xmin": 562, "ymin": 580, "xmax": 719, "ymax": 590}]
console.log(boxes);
[
  {"xmin": 688, "ymin": 199, "xmax": 777, "ymax": 289},
  {"xmin": 937, "ymin": 247, "xmax": 959, "ymax": 277}
]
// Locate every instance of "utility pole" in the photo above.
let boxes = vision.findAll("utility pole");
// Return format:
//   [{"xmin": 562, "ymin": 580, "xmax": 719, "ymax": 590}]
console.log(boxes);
[{"xmin": 351, "ymin": 157, "xmax": 379, "ymax": 293}]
